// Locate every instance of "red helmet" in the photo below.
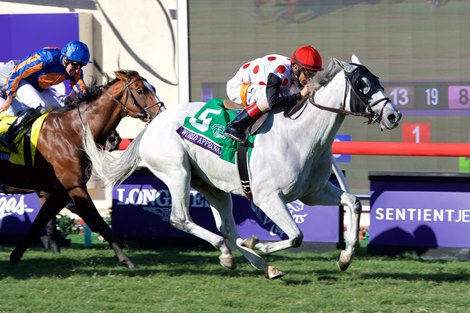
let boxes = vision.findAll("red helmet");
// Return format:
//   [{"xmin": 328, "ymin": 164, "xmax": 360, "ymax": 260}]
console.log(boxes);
[{"xmin": 291, "ymin": 45, "xmax": 323, "ymax": 71}]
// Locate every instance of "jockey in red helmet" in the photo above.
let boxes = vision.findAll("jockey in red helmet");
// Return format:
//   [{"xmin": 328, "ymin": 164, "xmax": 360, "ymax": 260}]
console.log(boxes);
[{"xmin": 224, "ymin": 45, "xmax": 323, "ymax": 142}]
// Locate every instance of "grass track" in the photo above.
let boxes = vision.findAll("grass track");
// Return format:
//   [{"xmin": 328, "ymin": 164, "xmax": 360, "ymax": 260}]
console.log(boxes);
[{"xmin": 0, "ymin": 241, "xmax": 469, "ymax": 313}]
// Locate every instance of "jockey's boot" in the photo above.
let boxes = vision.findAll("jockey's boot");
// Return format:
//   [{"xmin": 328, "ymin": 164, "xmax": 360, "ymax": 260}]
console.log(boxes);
[
  {"xmin": 0, "ymin": 107, "xmax": 41, "ymax": 152},
  {"xmin": 224, "ymin": 102, "xmax": 264, "ymax": 142}
]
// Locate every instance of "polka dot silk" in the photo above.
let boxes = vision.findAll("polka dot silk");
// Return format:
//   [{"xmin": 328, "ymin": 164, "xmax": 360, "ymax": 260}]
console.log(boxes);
[{"xmin": 226, "ymin": 54, "xmax": 293, "ymax": 105}]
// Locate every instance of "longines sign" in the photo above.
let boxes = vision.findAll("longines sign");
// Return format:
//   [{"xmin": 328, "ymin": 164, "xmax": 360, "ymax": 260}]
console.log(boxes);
[{"xmin": 112, "ymin": 167, "xmax": 342, "ymax": 244}]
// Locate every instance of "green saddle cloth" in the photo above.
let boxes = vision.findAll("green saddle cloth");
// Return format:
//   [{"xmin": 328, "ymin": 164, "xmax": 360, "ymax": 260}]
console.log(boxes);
[{"xmin": 177, "ymin": 98, "xmax": 255, "ymax": 163}]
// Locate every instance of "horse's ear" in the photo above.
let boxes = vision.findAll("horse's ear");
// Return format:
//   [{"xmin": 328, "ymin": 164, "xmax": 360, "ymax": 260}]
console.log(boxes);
[
  {"xmin": 114, "ymin": 70, "xmax": 140, "ymax": 82},
  {"xmin": 351, "ymin": 54, "xmax": 362, "ymax": 65},
  {"xmin": 114, "ymin": 70, "xmax": 129, "ymax": 82},
  {"xmin": 334, "ymin": 58, "xmax": 355, "ymax": 73}
]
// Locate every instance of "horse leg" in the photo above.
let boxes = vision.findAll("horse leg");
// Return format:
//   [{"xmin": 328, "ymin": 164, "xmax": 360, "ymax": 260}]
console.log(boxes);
[
  {"xmin": 10, "ymin": 194, "xmax": 67, "ymax": 264},
  {"xmin": 202, "ymin": 186, "xmax": 284, "ymax": 279},
  {"xmin": 300, "ymin": 182, "xmax": 361, "ymax": 271},
  {"xmin": 191, "ymin": 183, "xmax": 236, "ymax": 269},
  {"xmin": 336, "ymin": 192, "xmax": 361, "ymax": 271},
  {"xmin": 153, "ymin": 166, "xmax": 238, "ymax": 266},
  {"xmin": 244, "ymin": 195, "xmax": 304, "ymax": 256},
  {"xmin": 69, "ymin": 188, "xmax": 135, "ymax": 269},
  {"xmin": 36, "ymin": 192, "xmax": 61, "ymax": 253},
  {"xmin": 46, "ymin": 217, "xmax": 61, "ymax": 253}
]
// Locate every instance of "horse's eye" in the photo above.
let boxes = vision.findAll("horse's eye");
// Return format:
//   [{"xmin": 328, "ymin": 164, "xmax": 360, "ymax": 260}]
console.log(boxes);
[
  {"xmin": 358, "ymin": 77, "xmax": 371, "ymax": 95},
  {"xmin": 136, "ymin": 88, "xmax": 144, "ymax": 95}
]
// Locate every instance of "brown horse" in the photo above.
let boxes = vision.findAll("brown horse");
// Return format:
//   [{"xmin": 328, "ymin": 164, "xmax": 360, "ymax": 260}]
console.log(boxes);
[
  {"xmin": 0, "ymin": 70, "xmax": 163, "ymax": 268},
  {"xmin": 0, "ymin": 129, "xmax": 122, "ymax": 254}
]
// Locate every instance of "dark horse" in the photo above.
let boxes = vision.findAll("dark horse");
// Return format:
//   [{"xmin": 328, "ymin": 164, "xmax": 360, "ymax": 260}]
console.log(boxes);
[
  {"xmin": 0, "ymin": 129, "xmax": 122, "ymax": 254},
  {"xmin": 0, "ymin": 70, "xmax": 163, "ymax": 267}
]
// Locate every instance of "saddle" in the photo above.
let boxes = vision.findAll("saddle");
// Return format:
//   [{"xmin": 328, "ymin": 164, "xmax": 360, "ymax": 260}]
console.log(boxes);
[
  {"xmin": 0, "ymin": 113, "xmax": 48, "ymax": 165},
  {"xmin": 223, "ymin": 99, "xmax": 269, "ymax": 136},
  {"xmin": 223, "ymin": 99, "xmax": 243, "ymax": 110}
]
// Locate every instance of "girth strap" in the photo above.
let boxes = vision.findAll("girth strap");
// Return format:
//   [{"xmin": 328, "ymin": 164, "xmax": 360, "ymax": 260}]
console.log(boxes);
[
  {"xmin": 236, "ymin": 142, "xmax": 252, "ymax": 200},
  {"xmin": 23, "ymin": 126, "xmax": 34, "ymax": 185}
]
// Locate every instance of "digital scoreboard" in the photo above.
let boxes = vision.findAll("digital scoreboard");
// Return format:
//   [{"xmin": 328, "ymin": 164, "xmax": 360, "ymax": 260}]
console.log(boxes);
[{"xmin": 386, "ymin": 83, "xmax": 470, "ymax": 112}]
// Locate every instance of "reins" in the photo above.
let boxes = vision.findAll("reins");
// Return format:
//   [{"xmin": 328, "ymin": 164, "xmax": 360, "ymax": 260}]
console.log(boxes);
[
  {"xmin": 75, "ymin": 74, "xmax": 165, "ymax": 134},
  {"xmin": 101, "ymin": 77, "xmax": 164, "ymax": 121},
  {"xmin": 296, "ymin": 66, "xmax": 390, "ymax": 124}
]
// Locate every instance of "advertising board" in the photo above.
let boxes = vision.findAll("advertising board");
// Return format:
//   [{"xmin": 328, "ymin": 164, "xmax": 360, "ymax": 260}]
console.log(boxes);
[
  {"xmin": 369, "ymin": 172, "xmax": 470, "ymax": 249},
  {"xmin": 112, "ymin": 167, "xmax": 342, "ymax": 247}
]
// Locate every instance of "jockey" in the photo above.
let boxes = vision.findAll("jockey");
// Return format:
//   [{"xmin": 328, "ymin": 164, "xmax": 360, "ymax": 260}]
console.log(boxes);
[
  {"xmin": 0, "ymin": 40, "xmax": 92, "ymax": 151},
  {"xmin": 224, "ymin": 45, "xmax": 323, "ymax": 142}
]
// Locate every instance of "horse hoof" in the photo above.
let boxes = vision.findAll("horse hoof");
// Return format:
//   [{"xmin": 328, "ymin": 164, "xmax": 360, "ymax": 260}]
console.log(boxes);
[
  {"xmin": 265, "ymin": 265, "xmax": 285, "ymax": 280},
  {"xmin": 219, "ymin": 256, "xmax": 236, "ymax": 270},
  {"xmin": 9, "ymin": 254, "xmax": 20, "ymax": 264},
  {"xmin": 241, "ymin": 236, "xmax": 259, "ymax": 249},
  {"xmin": 121, "ymin": 260, "xmax": 136, "ymax": 270},
  {"xmin": 336, "ymin": 250, "xmax": 352, "ymax": 271}
]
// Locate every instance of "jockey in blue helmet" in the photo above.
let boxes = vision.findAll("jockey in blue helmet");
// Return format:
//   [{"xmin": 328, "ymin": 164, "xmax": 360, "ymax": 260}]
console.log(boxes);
[
  {"xmin": 61, "ymin": 40, "xmax": 92, "ymax": 66},
  {"xmin": 0, "ymin": 40, "xmax": 92, "ymax": 151}
]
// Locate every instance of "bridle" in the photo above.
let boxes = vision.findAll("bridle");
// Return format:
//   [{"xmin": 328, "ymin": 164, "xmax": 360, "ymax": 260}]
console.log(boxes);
[
  {"xmin": 102, "ymin": 77, "xmax": 165, "ymax": 121},
  {"xmin": 308, "ymin": 64, "xmax": 390, "ymax": 124}
]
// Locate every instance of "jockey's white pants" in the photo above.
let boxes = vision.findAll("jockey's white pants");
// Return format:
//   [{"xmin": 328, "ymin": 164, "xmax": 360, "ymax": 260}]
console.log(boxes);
[
  {"xmin": 0, "ymin": 80, "xmax": 66, "ymax": 115},
  {"xmin": 0, "ymin": 61, "xmax": 66, "ymax": 115}
]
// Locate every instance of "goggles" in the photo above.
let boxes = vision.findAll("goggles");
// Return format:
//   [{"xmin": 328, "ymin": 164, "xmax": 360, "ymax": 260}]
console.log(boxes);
[
  {"xmin": 300, "ymin": 67, "xmax": 318, "ymax": 78},
  {"xmin": 68, "ymin": 61, "xmax": 87, "ymax": 69}
]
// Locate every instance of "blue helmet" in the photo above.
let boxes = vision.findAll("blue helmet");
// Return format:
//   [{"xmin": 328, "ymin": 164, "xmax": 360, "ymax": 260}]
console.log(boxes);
[{"xmin": 61, "ymin": 41, "xmax": 91, "ymax": 63}]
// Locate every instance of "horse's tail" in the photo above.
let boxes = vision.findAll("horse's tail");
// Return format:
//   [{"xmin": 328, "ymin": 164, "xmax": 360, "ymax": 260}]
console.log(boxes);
[{"xmin": 83, "ymin": 126, "xmax": 144, "ymax": 187}]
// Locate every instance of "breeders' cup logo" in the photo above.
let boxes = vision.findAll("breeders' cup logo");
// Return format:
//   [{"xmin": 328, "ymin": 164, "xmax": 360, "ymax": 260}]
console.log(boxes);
[
  {"xmin": 115, "ymin": 187, "xmax": 209, "ymax": 221},
  {"xmin": 0, "ymin": 195, "xmax": 35, "ymax": 229},
  {"xmin": 211, "ymin": 124, "xmax": 226, "ymax": 139},
  {"xmin": 142, "ymin": 206, "xmax": 171, "ymax": 221},
  {"xmin": 286, "ymin": 200, "xmax": 308, "ymax": 223},
  {"xmin": 250, "ymin": 200, "xmax": 308, "ymax": 237}
]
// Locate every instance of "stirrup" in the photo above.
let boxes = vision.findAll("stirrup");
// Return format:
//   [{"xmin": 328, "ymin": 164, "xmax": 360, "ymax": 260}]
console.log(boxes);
[
  {"xmin": 224, "ymin": 132, "xmax": 245, "ymax": 143},
  {"xmin": 224, "ymin": 127, "xmax": 246, "ymax": 142},
  {"xmin": 0, "ymin": 136, "xmax": 17, "ymax": 152}
]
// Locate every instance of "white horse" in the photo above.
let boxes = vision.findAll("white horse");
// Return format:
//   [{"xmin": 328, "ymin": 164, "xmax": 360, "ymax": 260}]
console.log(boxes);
[{"xmin": 85, "ymin": 55, "xmax": 401, "ymax": 279}]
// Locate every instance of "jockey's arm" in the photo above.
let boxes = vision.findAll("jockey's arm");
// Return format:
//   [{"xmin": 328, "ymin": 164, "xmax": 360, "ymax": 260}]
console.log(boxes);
[
  {"xmin": 266, "ymin": 73, "xmax": 303, "ymax": 109},
  {"xmin": 70, "ymin": 70, "xmax": 88, "ymax": 97},
  {"xmin": 0, "ymin": 95, "xmax": 13, "ymax": 113},
  {"xmin": 5, "ymin": 54, "xmax": 43, "ymax": 98}
]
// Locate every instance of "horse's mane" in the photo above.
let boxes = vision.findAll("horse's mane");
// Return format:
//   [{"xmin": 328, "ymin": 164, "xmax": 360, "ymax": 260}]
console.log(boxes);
[
  {"xmin": 311, "ymin": 57, "xmax": 344, "ymax": 90},
  {"xmin": 54, "ymin": 77, "xmax": 112, "ymax": 113}
]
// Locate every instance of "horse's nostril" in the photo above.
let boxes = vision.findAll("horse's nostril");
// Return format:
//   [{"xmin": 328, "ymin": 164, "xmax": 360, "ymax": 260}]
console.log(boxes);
[{"xmin": 388, "ymin": 112, "xmax": 401, "ymax": 123}]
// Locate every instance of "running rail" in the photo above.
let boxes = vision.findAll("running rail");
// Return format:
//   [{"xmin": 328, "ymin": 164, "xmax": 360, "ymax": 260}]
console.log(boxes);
[
  {"xmin": 332, "ymin": 141, "xmax": 470, "ymax": 157},
  {"xmin": 330, "ymin": 141, "xmax": 470, "ymax": 245}
]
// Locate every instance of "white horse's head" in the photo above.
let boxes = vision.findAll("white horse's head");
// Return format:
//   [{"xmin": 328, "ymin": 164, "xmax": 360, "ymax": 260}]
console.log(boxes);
[{"xmin": 331, "ymin": 55, "xmax": 402, "ymax": 130}]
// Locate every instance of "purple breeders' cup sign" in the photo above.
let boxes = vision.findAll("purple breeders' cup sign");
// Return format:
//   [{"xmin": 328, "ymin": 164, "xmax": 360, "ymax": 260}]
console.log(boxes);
[
  {"xmin": 0, "ymin": 14, "xmax": 79, "ymax": 61},
  {"xmin": 0, "ymin": 13, "xmax": 79, "ymax": 94},
  {"xmin": 369, "ymin": 172, "xmax": 470, "ymax": 248},
  {"xmin": 0, "ymin": 193, "xmax": 41, "ymax": 234},
  {"xmin": 0, "ymin": 13, "xmax": 79, "ymax": 235},
  {"xmin": 112, "ymin": 167, "xmax": 341, "ymax": 243}
]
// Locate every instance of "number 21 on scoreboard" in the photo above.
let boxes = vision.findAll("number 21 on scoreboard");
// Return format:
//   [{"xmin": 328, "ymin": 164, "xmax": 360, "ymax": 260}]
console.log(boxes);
[{"xmin": 402, "ymin": 122, "xmax": 430, "ymax": 143}]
